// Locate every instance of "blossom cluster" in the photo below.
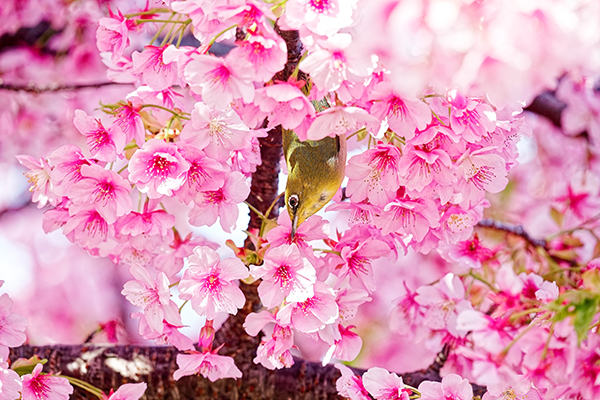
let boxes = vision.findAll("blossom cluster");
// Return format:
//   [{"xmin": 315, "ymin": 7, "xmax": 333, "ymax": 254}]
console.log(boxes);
[{"xmin": 9, "ymin": 0, "xmax": 600, "ymax": 398}]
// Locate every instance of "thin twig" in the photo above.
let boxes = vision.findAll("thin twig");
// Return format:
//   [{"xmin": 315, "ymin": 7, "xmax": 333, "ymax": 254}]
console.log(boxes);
[
  {"xmin": 0, "ymin": 81, "xmax": 130, "ymax": 93},
  {"xmin": 477, "ymin": 219, "xmax": 547, "ymax": 248}
]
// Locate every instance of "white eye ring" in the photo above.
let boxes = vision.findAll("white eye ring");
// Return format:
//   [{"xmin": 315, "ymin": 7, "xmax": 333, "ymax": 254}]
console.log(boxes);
[{"xmin": 288, "ymin": 194, "xmax": 299, "ymax": 210}]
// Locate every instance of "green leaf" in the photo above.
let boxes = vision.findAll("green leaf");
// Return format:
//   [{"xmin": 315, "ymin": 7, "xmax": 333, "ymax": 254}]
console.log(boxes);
[
  {"xmin": 11, "ymin": 356, "xmax": 47, "ymax": 376},
  {"xmin": 573, "ymin": 296, "xmax": 600, "ymax": 343}
]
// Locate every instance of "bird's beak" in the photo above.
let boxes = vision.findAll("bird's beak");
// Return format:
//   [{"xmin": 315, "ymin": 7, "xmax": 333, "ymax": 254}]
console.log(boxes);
[{"xmin": 290, "ymin": 212, "xmax": 298, "ymax": 241}]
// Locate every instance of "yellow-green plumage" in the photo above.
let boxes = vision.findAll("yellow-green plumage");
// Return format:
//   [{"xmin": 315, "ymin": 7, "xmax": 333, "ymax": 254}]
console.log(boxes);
[{"xmin": 283, "ymin": 129, "xmax": 347, "ymax": 238}]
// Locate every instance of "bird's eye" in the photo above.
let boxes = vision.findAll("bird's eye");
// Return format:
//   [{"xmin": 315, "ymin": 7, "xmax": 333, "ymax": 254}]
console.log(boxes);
[{"xmin": 288, "ymin": 194, "xmax": 299, "ymax": 210}]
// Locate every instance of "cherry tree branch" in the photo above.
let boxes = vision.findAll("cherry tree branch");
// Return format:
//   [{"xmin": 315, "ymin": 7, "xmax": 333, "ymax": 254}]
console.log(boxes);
[
  {"xmin": 477, "ymin": 219, "xmax": 547, "ymax": 248},
  {"xmin": 0, "ymin": 82, "xmax": 130, "ymax": 93},
  {"xmin": 524, "ymin": 91, "xmax": 567, "ymax": 128},
  {"xmin": 10, "ymin": 344, "xmax": 476, "ymax": 399}
]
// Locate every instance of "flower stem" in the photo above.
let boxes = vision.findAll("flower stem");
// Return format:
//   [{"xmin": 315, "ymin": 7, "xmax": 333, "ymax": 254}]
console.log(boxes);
[
  {"xmin": 245, "ymin": 201, "xmax": 267, "ymax": 222},
  {"xmin": 468, "ymin": 271, "xmax": 499, "ymax": 293},
  {"xmin": 125, "ymin": 8, "xmax": 170, "ymax": 18},
  {"xmin": 259, "ymin": 191, "xmax": 284, "ymax": 238},
  {"xmin": 179, "ymin": 300, "xmax": 188, "ymax": 313},
  {"xmin": 161, "ymin": 15, "xmax": 181, "ymax": 47},
  {"xmin": 136, "ymin": 18, "xmax": 191, "ymax": 24},
  {"xmin": 148, "ymin": 13, "xmax": 175, "ymax": 46},
  {"xmin": 313, "ymin": 248, "xmax": 341, "ymax": 256},
  {"xmin": 509, "ymin": 307, "xmax": 547, "ymax": 322},
  {"xmin": 60, "ymin": 375, "xmax": 105, "ymax": 399},
  {"xmin": 204, "ymin": 24, "xmax": 238, "ymax": 53}
]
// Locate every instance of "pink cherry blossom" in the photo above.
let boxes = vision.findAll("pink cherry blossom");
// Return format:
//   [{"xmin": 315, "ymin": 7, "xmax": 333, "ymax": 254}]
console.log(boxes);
[
  {"xmin": 253, "ymin": 81, "xmax": 315, "ymax": 130},
  {"xmin": 106, "ymin": 382, "xmax": 147, "ymax": 400},
  {"xmin": 455, "ymin": 308, "xmax": 511, "ymax": 355},
  {"xmin": 438, "ymin": 233, "xmax": 494, "ymax": 272},
  {"xmin": 114, "ymin": 101, "xmax": 146, "ymax": 147},
  {"xmin": 266, "ymin": 212, "xmax": 329, "ymax": 264},
  {"xmin": 122, "ymin": 265, "xmax": 181, "ymax": 334},
  {"xmin": 251, "ymin": 244, "xmax": 317, "ymax": 308},
  {"xmin": 96, "ymin": 10, "xmax": 132, "ymax": 63},
  {"xmin": 329, "ymin": 228, "xmax": 391, "ymax": 293},
  {"xmin": 244, "ymin": 311, "xmax": 295, "ymax": 370},
  {"xmin": 376, "ymin": 196, "xmax": 440, "ymax": 241},
  {"xmin": 132, "ymin": 44, "xmax": 179, "ymax": 91},
  {"xmin": 556, "ymin": 74, "xmax": 600, "ymax": 140},
  {"xmin": 174, "ymin": 143, "xmax": 225, "ymax": 204},
  {"xmin": 174, "ymin": 351, "xmax": 242, "ymax": 382},
  {"xmin": 117, "ymin": 208, "xmax": 175, "ymax": 238},
  {"xmin": 346, "ymin": 143, "xmax": 403, "ymax": 208},
  {"xmin": 47, "ymin": 145, "xmax": 91, "ymax": 196},
  {"xmin": 189, "ymin": 171, "xmax": 250, "ymax": 232},
  {"xmin": 368, "ymin": 82, "xmax": 432, "ymax": 140},
  {"xmin": 180, "ymin": 102, "xmax": 253, "ymax": 162},
  {"xmin": 228, "ymin": 32, "xmax": 287, "ymax": 82},
  {"xmin": 0, "ymin": 360, "xmax": 21, "ymax": 400},
  {"xmin": 335, "ymin": 288, "xmax": 371, "ymax": 323},
  {"xmin": 16, "ymin": 154, "xmax": 57, "ymax": 208},
  {"xmin": 115, "ymin": 207, "xmax": 175, "ymax": 254},
  {"xmin": 178, "ymin": 246, "xmax": 249, "ymax": 319},
  {"xmin": 229, "ymin": 135, "xmax": 263, "ymax": 175},
  {"xmin": 21, "ymin": 363, "xmax": 73, "ymax": 400},
  {"xmin": 447, "ymin": 90, "xmax": 497, "ymax": 143},
  {"xmin": 322, "ymin": 324, "xmax": 362, "ymax": 362},
  {"xmin": 362, "ymin": 367, "xmax": 410, "ymax": 400},
  {"xmin": 73, "ymin": 109, "xmax": 126, "ymax": 162},
  {"xmin": 128, "ymin": 138, "xmax": 190, "ymax": 198},
  {"xmin": 335, "ymin": 363, "xmax": 371, "ymax": 400},
  {"xmin": 184, "ymin": 53, "xmax": 255, "ymax": 110},
  {"xmin": 518, "ymin": 272, "xmax": 558, "ymax": 303},
  {"xmin": 102, "ymin": 54, "xmax": 136, "ymax": 83},
  {"xmin": 456, "ymin": 147, "xmax": 509, "ymax": 207},
  {"xmin": 483, "ymin": 374, "xmax": 542, "ymax": 400},
  {"xmin": 397, "ymin": 146, "xmax": 456, "ymax": 194},
  {"xmin": 299, "ymin": 33, "xmax": 372, "ymax": 93},
  {"xmin": 388, "ymin": 284, "xmax": 425, "ymax": 340},
  {"xmin": 278, "ymin": 281, "xmax": 338, "ymax": 333},
  {"xmin": 63, "ymin": 205, "xmax": 113, "ymax": 248},
  {"xmin": 153, "ymin": 232, "xmax": 218, "ymax": 280},
  {"xmin": 306, "ymin": 106, "xmax": 378, "ymax": 141},
  {"xmin": 254, "ymin": 336, "xmax": 294, "ymax": 370},
  {"xmin": 69, "ymin": 164, "xmax": 132, "ymax": 224},
  {"xmin": 418, "ymin": 374, "xmax": 473, "ymax": 400},
  {"xmin": 170, "ymin": 1, "xmax": 236, "ymax": 44},
  {"xmin": 279, "ymin": 0, "xmax": 358, "ymax": 37},
  {"xmin": 415, "ymin": 273, "xmax": 472, "ymax": 338},
  {"xmin": 134, "ymin": 313, "xmax": 194, "ymax": 351},
  {"xmin": 0, "ymin": 292, "xmax": 27, "ymax": 358}
]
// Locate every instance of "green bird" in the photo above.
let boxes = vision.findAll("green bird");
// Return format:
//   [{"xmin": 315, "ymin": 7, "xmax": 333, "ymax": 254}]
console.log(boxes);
[{"xmin": 283, "ymin": 128, "xmax": 347, "ymax": 239}]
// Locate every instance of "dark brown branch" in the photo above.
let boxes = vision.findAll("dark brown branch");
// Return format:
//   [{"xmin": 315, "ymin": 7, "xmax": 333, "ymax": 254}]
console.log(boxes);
[
  {"xmin": 9, "ymin": 345, "xmax": 342, "ymax": 400},
  {"xmin": 524, "ymin": 91, "xmax": 567, "ymax": 128},
  {"xmin": 10, "ymin": 344, "xmax": 479, "ymax": 399},
  {"xmin": 0, "ymin": 82, "xmax": 130, "ymax": 94},
  {"xmin": 0, "ymin": 20, "xmax": 56, "ymax": 53},
  {"xmin": 477, "ymin": 219, "xmax": 547, "ymax": 248}
]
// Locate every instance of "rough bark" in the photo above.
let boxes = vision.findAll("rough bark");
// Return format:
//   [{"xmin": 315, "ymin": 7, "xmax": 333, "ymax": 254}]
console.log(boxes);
[
  {"xmin": 9, "ymin": 345, "xmax": 344, "ymax": 400},
  {"xmin": 10, "ymin": 344, "xmax": 483, "ymax": 399}
]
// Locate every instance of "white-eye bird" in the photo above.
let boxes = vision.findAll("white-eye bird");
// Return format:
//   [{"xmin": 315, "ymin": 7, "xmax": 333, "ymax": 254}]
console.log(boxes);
[{"xmin": 283, "ymin": 128, "xmax": 347, "ymax": 239}]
